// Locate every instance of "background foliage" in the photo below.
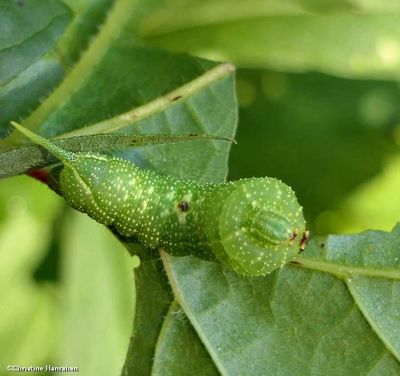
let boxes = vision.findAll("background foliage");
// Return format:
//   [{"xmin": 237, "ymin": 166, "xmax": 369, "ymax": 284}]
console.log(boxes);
[{"xmin": 1, "ymin": 0, "xmax": 400, "ymax": 375}]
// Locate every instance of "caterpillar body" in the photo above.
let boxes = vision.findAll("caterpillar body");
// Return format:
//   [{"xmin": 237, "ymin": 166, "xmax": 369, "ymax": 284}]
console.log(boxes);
[{"xmin": 11, "ymin": 122, "xmax": 307, "ymax": 276}]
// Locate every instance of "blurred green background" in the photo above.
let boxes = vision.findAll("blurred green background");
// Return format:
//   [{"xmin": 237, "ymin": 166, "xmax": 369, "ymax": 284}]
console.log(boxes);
[
  {"xmin": 0, "ymin": 177, "xmax": 135, "ymax": 375},
  {"xmin": 229, "ymin": 68, "xmax": 400, "ymax": 234},
  {"xmin": 2, "ymin": 0, "xmax": 400, "ymax": 374}
]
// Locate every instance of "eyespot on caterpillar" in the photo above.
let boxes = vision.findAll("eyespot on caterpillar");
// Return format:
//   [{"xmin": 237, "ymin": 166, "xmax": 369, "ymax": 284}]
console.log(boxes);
[{"xmin": 10, "ymin": 121, "xmax": 307, "ymax": 276}]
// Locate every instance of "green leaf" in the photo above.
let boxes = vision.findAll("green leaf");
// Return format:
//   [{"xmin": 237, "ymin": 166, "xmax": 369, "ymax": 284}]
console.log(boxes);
[
  {"xmin": 142, "ymin": 2, "xmax": 400, "ymax": 80},
  {"xmin": 0, "ymin": 0, "xmax": 71, "ymax": 85},
  {"xmin": 0, "ymin": 133, "xmax": 231, "ymax": 178},
  {"xmin": 122, "ymin": 257, "xmax": 172, "ymax": 375},
  {"xmin": 0, "ymin": 0, "xmax": 72, "ymax": 136},
  {"xmin": 162, "ymin": 249, "xmax": 400, "ymax": 375},
  {"xmin": 297, "ymin": 225, "xmax": 400, "ymax": 362},
  {"xmin": 152, "ymin": 302, "xmax": 219, "ymax": 376},
  {"xmin": 138, "ymin": 0, "xmax": 400, "ymax": 38},
  {"xmin": 60, "ymin": 210, "xmax": 135, "ymax": 376},
  {"xmin": 58, "ymin": 0, "xmax": 115, "ymax": 65}
]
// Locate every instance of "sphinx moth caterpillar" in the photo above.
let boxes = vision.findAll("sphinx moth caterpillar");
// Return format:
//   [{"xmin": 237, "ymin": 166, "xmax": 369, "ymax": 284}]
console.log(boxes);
[{"xmin": 11, "ymin": 122, "xmax": 307, "ymax": 276}]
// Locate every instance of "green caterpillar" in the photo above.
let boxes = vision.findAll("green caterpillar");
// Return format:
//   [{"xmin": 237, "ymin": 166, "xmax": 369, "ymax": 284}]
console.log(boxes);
[{"xmin": 11, "ymin": 122, "xmax": 307, "ymax": 276}]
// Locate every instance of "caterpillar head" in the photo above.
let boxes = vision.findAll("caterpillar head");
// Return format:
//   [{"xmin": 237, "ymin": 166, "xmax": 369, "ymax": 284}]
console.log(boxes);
[{"xmin": 206, "ymin": 178, "xmax": 306, "ymax": 276}]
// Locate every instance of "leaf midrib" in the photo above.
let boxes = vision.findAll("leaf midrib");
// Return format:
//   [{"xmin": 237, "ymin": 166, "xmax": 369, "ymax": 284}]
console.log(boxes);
[{"xmin": 294, "ymin": 256, "xmax": 400, "ymax": 280}]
